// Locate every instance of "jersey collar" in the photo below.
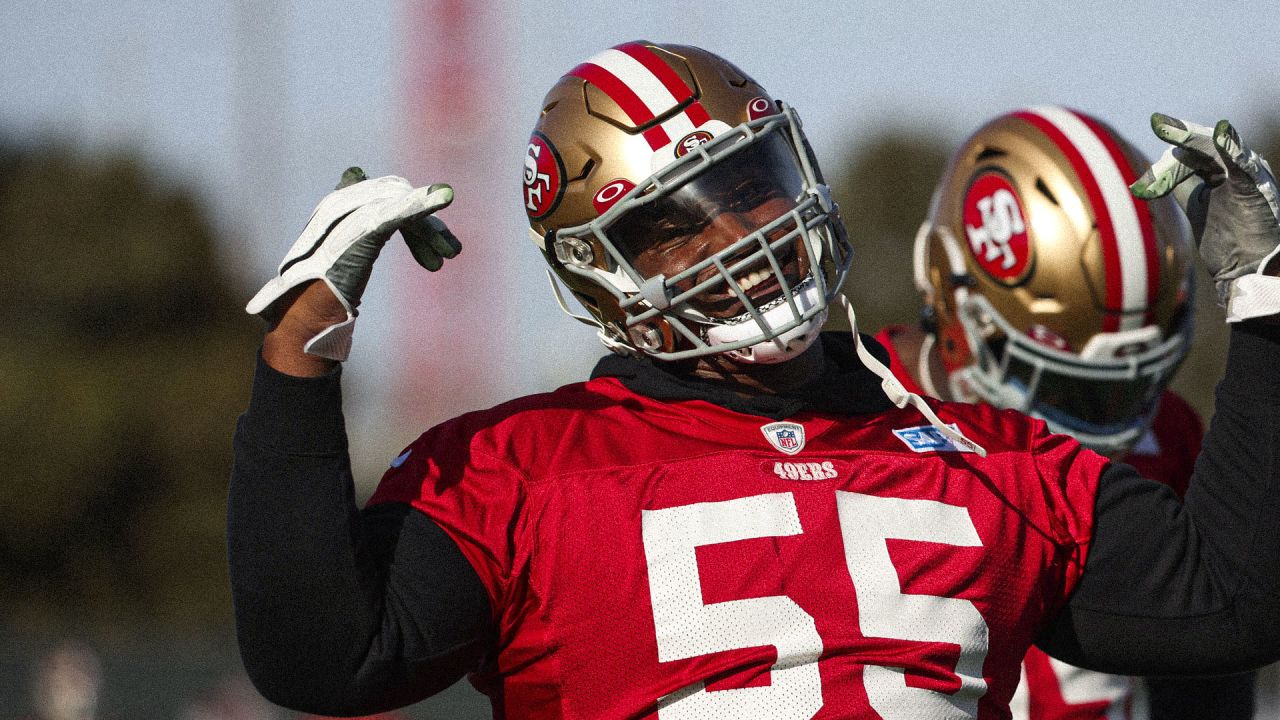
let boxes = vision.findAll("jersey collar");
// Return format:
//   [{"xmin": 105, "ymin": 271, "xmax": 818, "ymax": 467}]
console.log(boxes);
[{"xmin": 590, "ymin": 332, "xmax": 895, "ymax": 420}]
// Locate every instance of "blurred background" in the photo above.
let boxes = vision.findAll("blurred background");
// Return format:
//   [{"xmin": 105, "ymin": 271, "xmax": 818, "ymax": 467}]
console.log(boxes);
[{"xmin": 2, "ymin": 0, "xmax": 1279, "ymax": 717}]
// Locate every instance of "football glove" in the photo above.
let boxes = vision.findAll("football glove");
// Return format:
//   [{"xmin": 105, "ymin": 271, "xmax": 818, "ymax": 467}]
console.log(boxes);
[
  {"xmin": 1130, "ymin": 114, "xmax": 1280, "ymax": 321},
  {"xmin": 246, "ymin": 167, "xmax": 461, "ymax": 360}
]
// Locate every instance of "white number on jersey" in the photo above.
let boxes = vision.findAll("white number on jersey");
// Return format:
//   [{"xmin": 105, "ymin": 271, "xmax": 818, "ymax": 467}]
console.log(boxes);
[{"xmin": 642, "ymin": 491, "xmax": 989, "ymax": 719}]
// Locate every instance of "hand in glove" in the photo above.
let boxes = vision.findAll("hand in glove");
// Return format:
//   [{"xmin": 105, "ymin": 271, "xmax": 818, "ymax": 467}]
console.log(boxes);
[
  {"xmin": 1130, "ymin": 115, "xmax": 1280, "ymax": 322},
  {"xmin": 246, "ymin": 168, "xmax": 461, "ymax": 360}
]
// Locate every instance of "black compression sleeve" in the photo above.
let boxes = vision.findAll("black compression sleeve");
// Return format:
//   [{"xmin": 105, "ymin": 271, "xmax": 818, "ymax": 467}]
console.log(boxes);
[
  {"xmin": 1145, "ymin": 672, "xmax": 1256, "ymax": 720},
  {"xmin": 1038, "ymin": 322, "xmax": 1280, "ymax": 676},
  {"xmin": 227, "ymin": 353, "xmax": 493, "ymax": 715}
]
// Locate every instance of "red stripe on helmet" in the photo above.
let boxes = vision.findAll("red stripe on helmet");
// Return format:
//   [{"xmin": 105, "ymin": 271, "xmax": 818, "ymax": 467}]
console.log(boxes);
[
  {"xmin": 614, "ymin": 42, "xmax": 712, "ymax": 127},
  {"xmin": 1074, "ymin": 110, "xmax": 1161, "ymax": 325},
  {"xmin": 1013, "ymin": 111, "xmax": 1124, "ymax": 332},
  {"xmin": 684, "ymin": 101, "xmax": 712, "ymax": 127},
  {"xmin": 568, "ymin": 61, "xmax": 671, "ymax": 150}
]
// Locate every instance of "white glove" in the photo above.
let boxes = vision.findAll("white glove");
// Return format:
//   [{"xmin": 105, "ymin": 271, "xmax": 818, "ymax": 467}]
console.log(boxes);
[
  {"xmin": 1130, "ymin": 114, "xmax": 1280, "ymax": 322},
  {"xmin": 246, "ymin": 168, "xmax": 460, "ymax": 360}
]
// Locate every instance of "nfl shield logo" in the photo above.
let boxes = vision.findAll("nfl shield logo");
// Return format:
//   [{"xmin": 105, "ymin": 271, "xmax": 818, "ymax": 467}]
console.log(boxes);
[{"xmin": 761, "ymin": 421, "xmax": 806, "ymax": 456}]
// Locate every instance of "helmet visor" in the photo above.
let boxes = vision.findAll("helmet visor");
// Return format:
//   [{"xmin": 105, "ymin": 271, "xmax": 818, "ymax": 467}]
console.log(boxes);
[
  {"xmin": 611, "ymin": 133, "xmax": 806, "ymax": 258},
  {"xmin": 608, "ymin": 132, "xmax": 814, "ymax": 320},
  {"xmin": 1004, "ymin": 354, "xmax": 1161, "ymax": 434}
]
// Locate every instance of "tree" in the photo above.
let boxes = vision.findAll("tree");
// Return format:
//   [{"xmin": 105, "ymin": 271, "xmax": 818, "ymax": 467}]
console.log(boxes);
[
  {"xmin": 824, "ymin": 128, "xmax": 952, "ymax": 335},
  {"xmin": 0, "ymin": 141, "xmax": 259, "ymax": 633}
]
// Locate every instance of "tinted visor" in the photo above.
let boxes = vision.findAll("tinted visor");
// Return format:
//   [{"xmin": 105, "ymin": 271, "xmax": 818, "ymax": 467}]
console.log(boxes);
[
  {"xmin": 1005, "ymin": 355, "xmax": 1160, "ymax": 433},
  {"xmin": 611, "ymin": 133, "xmax": 806, "ymax": 260}
]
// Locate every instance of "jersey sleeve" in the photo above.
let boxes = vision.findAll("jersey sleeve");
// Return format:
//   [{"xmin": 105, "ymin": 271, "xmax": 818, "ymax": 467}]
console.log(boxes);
[
  {"xmin": 367, "ymin": 417, "xmax": 528, "ymax": 617},
  {"xmin": 1037, "ymin": 322, "xmax": 1280, "ymax": 676},
  {"xmin": 1123, "ymin": 392, "xmax": 1204, "ymax": 498},
  {"xmin": 1028, "ymin": 421, "xmax": 1111, "ymax": 611}
]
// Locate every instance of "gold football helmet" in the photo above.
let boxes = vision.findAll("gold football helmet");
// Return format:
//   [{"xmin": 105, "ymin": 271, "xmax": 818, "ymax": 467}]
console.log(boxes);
[
  {"xmin": 524, "ymin": 41, "xmax": 852, "ymax": 363},
  {"xmin": 915, "ymin": 106, "xmax": 1194, "ymax": 454}
]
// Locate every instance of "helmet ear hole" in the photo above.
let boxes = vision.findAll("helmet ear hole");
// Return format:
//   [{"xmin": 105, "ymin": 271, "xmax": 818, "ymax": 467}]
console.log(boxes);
[{"xmin": 919, "ymin": 305, "xmax": 938, "ymax": 334}]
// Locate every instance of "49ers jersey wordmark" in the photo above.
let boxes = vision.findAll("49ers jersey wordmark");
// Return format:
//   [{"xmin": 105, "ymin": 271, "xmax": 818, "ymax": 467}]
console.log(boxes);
[{"xmin": 369, "ymin": 374, "xmax": 1106, "ymax": 719}]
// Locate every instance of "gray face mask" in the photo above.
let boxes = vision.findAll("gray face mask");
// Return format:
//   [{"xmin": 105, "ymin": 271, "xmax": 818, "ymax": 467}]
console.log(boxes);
[{"xmin": 550, "ymin": 106, "xmax": 852, "ymax": 363}]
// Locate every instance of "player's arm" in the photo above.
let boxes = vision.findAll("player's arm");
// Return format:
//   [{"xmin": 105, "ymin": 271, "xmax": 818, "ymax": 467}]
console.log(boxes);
[
  {"xmin": 228, "ymin": 170, "xmax": 492, "ymax": 715},
  {"xmin": 1037, "ymin": 117, "xmax": 1280, "ymax": 676},
  {"xmin": 1145, "ymin": 672, "xmax": 1257, "ymax": 720}
]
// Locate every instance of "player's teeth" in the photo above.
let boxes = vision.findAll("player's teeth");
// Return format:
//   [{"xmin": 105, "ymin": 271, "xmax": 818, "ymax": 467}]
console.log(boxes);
[{"xmin": 737, "ymin": 269, "xmax": 771, "ymax": 292}]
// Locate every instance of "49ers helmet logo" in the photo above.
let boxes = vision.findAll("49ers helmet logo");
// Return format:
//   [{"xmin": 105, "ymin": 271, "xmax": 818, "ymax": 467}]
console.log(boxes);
[
  {"xmin": 963, "ymin": 171, "xmax": 1032, "ymax": 285},
  {"xmin": 524, "ymin": 131, "xmax": 565, "ymax": 220},
  {"xmin": 674, "ymin": 130, "xmax": 714, "ymax": 158}
]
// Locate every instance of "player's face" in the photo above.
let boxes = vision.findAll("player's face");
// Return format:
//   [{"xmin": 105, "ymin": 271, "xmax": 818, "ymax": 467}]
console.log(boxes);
[
  {"xmin": 614, "ymin": 134, "xmax": 813, "ymax": 320},
  {"xmin": 627, "ymin": 197, "xmax": 811, "ymax": 320}
]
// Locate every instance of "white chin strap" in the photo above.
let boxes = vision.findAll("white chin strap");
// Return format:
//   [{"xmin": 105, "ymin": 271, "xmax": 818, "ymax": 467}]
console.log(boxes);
[
  {"xmin": 705, "ymin": 280, "xmax": 826, "ymax": 364},
  {"xmin": 836, "ymin": 294, "xmax": 988, "ymax": 458}
]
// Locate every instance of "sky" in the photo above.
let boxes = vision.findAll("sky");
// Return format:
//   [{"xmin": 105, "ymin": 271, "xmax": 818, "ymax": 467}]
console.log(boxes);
[{"xmin": 4, "ymin": 0, "xmax": 1279, "ymax": 464}]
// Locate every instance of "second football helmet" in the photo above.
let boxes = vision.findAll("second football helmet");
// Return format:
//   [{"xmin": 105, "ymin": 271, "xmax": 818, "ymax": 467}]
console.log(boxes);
[
  {"xmin": 915, "ymin": 106, "xmax": 1195, "ymax": 454},
  {"xmin": 523, "ymin": 41, "xmax": 852, "ymax": 363}
]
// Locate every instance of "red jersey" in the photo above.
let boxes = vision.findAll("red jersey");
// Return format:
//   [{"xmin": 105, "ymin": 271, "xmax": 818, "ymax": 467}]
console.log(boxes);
[
  {"xmin": 876, "ymin": 326, "xmax": 1204, "ymax": 720},
  {"xmin": 370, "ymin": 363, "xmax": 1108, "ymax": 719}
]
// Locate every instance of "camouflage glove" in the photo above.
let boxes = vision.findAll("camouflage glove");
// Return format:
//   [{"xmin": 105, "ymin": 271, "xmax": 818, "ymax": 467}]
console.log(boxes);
[
  {"xmin": 246, "ymin": 167, "xmax": 461, "ymax": 360},
  {"xmin": 1131, "ymin": 115, "xmax": 1280, "ymax": 321}
]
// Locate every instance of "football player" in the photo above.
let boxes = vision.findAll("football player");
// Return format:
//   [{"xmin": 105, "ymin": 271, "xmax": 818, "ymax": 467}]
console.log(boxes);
[
  {"xmin": 874, "ymin": 106, "xmax": 1256, "ymax": 719},
  {"xmin": 229, "ymin": 42, "xmax": 1280, "ymax": 718}
]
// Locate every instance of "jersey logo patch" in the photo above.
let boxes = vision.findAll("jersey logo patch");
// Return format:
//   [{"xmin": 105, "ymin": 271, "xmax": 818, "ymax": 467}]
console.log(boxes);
[
  {"xmin": 761, "ymin": 421, "xmax": 806, "ymax": 455},
  {"xmin": 893, "ymin": 424, "xmax": 976, "ymax": 454},
  {"xmin": 390, "ymin": 449, "xmax": 412, "ymax": 468},
  {"xmin": 1129, "ymin": 428, "xmax": 1161, "ymax": 456}
]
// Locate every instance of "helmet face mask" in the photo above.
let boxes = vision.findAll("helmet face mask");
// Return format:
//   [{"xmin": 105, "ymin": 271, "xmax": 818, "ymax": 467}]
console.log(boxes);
[
  {"xmin": 526, "ymin": 42, "xmax": 852, "ymax": 363},
  {"xmin": 953, "ymin": 289, "xmax": 1190, "ymax": 454},
  {"xmin": 917, "ymin": 106, "xmax": 1195, "ymax": 455}
]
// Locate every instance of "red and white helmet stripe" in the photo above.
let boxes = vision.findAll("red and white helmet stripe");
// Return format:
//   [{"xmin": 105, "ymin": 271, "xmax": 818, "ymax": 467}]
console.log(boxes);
[
  {"xmin": 1014, "ymin": 106, "xmax": 1159, "ymax": 332},
  {"xmin": 569, "ymin": 42, "xmax": 712, "ymax": 152}
]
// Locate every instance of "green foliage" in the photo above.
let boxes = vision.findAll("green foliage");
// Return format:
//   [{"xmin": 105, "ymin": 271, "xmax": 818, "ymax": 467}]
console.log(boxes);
[
  {"xmin": 825, "ymin": 129, "xmax": 952, "ymax": 334},
  {"xmin": 0, "ymin": 141, "xmax": 259, "ymax": 634}
]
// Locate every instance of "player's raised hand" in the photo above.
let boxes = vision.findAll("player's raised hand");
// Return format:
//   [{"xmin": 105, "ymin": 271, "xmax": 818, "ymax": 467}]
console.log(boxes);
[
  {"xmin": 1131, "ymin": 114, "xmax": 1280, "ymax": 321},
  {"xmin": 246, "ymin": 168, "xmax": 461, "ymax": 360}
]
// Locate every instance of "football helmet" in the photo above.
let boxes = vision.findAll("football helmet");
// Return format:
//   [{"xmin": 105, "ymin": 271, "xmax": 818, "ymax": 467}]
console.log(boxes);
[
  {"xmin": 915, "ymin": 106, "xmax": 1195, "ymax": 455},
  {"xmin": 524, "ymin": 41, "xmax": 852, "ymax": 363}
]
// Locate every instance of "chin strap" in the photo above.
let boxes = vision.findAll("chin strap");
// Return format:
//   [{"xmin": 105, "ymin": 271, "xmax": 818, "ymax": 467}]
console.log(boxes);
[
  {"xmin": 916, "ymin": 331, "xmax": 942, "ymax": 399},
  {"xmin": 837, "ymin": 294, "xmax": 988, "ymax": 458},
  {"xmin": 546, "ymin": 269, "xmax": 604, "ymax": 329},
  {"xmin": 546, "ymin": 269, "xmax": 636, "ymax": 355}
]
